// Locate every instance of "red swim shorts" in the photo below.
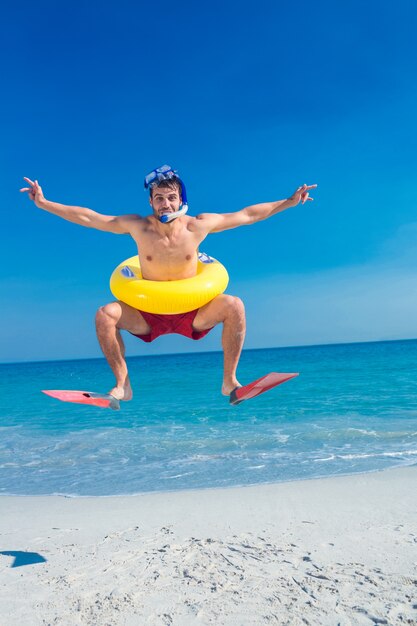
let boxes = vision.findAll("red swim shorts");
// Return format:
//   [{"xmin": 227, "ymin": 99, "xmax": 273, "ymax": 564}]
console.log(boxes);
[{"xmin": 130, "ymin": 308, "xmax": 213, "ymax": 343}]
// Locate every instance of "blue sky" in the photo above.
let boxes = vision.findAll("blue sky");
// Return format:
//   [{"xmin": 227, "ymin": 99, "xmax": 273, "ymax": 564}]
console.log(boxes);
[{"xmin": 1, "ymin": 0, "xmax": 417, "ymax": 362}]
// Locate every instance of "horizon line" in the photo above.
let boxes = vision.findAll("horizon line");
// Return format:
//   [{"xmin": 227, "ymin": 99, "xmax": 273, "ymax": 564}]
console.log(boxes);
[{"xmin": 1, "ymin": 336, "xmax": 416, "ymax": 367}]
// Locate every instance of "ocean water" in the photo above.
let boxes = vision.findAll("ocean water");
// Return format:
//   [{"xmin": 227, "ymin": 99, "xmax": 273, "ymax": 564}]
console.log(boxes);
[{"xmin": 1, "ymin": 340, "xmax": 417, "ymax": 497}]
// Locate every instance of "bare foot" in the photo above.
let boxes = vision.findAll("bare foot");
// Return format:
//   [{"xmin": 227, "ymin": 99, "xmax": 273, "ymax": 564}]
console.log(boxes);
[
  {"xmin": 109, "ymin": 381, "xmax": 133, "ymax": 402},
  {"xmin": 221, "ymin": 381, "xmax": 241, "ymax": 396}
]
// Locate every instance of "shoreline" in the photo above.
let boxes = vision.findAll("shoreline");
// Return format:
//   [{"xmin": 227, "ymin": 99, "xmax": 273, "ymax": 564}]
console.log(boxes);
[
  {"xmin": 0, "ymin": 462, "xmax": 415, "ymax": 499},
  {"xmin": 1, "ymin": 466, "xmax": 416, "ymax": 625}
]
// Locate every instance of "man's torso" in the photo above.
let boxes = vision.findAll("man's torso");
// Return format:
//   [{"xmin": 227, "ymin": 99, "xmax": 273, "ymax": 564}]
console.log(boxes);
[{"xmin": 127, "ymin": 215, "xmax": 209, "ymax": 281}]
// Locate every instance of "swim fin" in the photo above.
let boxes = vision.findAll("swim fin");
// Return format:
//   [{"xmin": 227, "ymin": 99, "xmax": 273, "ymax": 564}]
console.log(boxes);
[
  {"xmin": 229, "ymin": 372, "xmax": 298, "ymax": 406},
  {"xmin": 42, "ymin": 390, "xmax": 120, "ymax": 410}
]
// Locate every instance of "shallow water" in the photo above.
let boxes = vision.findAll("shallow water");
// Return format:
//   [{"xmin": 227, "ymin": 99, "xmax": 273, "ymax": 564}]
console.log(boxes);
[{"xmin": 1, "ymin": 340, "xmax": 417, "ymax": 496}]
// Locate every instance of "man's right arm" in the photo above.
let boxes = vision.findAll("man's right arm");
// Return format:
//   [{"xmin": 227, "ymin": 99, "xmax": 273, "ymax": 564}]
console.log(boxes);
[{"xmin": 20, "ymin": 177, "xmax": 137, "ymax": 234}]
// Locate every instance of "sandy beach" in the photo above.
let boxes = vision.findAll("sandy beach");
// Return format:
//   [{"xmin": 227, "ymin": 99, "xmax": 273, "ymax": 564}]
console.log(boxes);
[{"xmin": 0, "ymin": 466, "xmax": 416, "ymax": 625}]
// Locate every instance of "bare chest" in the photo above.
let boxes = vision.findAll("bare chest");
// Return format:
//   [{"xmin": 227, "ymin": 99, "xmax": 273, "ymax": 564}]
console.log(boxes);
[{"xmin": 132, "ymin": 224, "xmax": 203, "ymax": 280}]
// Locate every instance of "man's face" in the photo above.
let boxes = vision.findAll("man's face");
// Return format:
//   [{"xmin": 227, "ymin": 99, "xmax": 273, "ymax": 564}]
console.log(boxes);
[{"xmin": 150, "ymin": 186, "xmax": 181, "ymax": 220}]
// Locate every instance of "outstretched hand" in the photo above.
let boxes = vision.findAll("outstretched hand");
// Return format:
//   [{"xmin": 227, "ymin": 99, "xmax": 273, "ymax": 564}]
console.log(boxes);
[
  {"xmin": 20, "ymin": 177, "xmax": 45, "ymax": 206},
  {"xmin": 289, "ymin": 183, "xmax": 317, "ymax": 206}
]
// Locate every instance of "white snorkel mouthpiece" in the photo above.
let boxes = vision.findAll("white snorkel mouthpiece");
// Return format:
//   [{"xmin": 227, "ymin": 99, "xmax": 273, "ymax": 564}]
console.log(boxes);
[{"xmin": 159, "ymin": 204, "xmax": 188, "ymax": 223}]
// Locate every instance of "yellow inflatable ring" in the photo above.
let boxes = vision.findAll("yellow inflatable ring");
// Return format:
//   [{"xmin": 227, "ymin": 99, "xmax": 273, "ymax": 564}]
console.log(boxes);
[{"xmin": 110, "ymin": 252, "xmax": 229, "ymax": 314}]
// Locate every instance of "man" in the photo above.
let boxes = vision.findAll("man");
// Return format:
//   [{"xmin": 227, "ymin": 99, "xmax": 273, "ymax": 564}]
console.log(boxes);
[{"xmin": 21, "ymin": 167, "xmax": 316, "ymax": 404}]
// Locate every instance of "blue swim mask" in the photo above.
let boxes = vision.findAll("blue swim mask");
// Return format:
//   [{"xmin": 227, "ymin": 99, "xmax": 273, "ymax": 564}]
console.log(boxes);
[{"xmin": 144, "ymin": 164, "xmax": 188, "ymax": 223}]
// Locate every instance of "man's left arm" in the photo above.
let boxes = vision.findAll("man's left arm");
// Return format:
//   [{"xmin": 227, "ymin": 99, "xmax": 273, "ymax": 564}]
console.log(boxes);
[{"xmin": 199, "ymin": 184, "xmax": 317, "ymax": 233}]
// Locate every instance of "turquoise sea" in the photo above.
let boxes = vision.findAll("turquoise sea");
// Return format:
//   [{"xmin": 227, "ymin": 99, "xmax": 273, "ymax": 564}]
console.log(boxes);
[{"xmin": 1, "ymin": 340, "xmax": 417, "ymax": 496}]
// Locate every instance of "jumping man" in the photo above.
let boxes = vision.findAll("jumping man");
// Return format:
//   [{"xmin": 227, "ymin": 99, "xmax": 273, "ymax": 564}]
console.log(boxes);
[{"xmin": 21, "ymin": 166, "xmax": 316, "ymax": 404}]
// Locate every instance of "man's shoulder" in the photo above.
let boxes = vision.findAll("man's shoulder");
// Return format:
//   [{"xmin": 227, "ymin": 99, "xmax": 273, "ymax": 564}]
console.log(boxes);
[
  {"xmin": 186, "ymin": 213, "xmax": 210, "ymax": 232},
  {"xmin": 191, "ymin": 212, "xmax": 225, "ymax": 231},
  {"xmin": 118, "ymin": 213, "xmax": 150, "ymax": 228},
  {"xmin": 118, "ymin": 213, "xmax": 144, "ymax": 222},
  {"xmin": 187, "ymin": 212, "xmax": 218, "ymax": 226}
]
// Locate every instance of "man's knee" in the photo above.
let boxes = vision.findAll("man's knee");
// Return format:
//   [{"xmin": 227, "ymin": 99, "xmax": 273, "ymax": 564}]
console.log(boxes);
[
  {"xmin": 95, "ymin": 302, "xmax": 121, "ymax": 328},
  {"xmin": 222, "ymin": 295, "xmax": 245, "ymax": 318}
]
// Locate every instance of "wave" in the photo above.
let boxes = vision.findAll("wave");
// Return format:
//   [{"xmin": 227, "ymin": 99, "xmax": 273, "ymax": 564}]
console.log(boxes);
[{"xmin": 315, "ymin": 449, "xmax": 417, "ymax": 462}]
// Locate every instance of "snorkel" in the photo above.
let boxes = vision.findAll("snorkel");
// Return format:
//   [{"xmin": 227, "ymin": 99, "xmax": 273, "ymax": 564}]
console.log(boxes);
[{"xmin": 144, "ymin": 164, "xmax": 189, "ymax": 223}]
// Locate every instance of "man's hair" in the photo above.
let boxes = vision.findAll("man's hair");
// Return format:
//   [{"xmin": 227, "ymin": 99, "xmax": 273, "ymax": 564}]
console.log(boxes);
[{"xmin": 149, "ymin": 177, "xmax": 182, "ymax": 199}]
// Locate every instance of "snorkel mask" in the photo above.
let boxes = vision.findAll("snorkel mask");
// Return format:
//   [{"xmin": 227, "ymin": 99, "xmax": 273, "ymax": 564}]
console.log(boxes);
[{"xmin": 144, "ymin": 164, "xmax": 189, "ymax": 223}]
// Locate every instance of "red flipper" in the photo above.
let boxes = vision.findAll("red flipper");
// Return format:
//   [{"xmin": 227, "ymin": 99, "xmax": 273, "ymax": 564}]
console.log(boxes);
[
  {"xmin": 229, "ymin": 372, "xmax": 298, "ymax": 406},
  {"xmin": 42, "ymin": 390, "xmax": 120, "ymax": 410}
]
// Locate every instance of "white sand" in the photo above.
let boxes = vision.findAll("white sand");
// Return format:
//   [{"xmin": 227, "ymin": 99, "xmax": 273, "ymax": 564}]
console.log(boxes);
[{"xmin": 0, "ymin": 467, "xmax": 416, "ymax": 625}]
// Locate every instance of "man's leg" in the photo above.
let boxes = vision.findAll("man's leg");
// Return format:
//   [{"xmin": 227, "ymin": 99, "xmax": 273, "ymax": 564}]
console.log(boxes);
[
  {"xmin": 193, "ymin": 294, "xmax": 246, "ymax": 396},
  {"xmin": 95, "ymin": 301, "xmax": 151, "ymax": 401}
]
